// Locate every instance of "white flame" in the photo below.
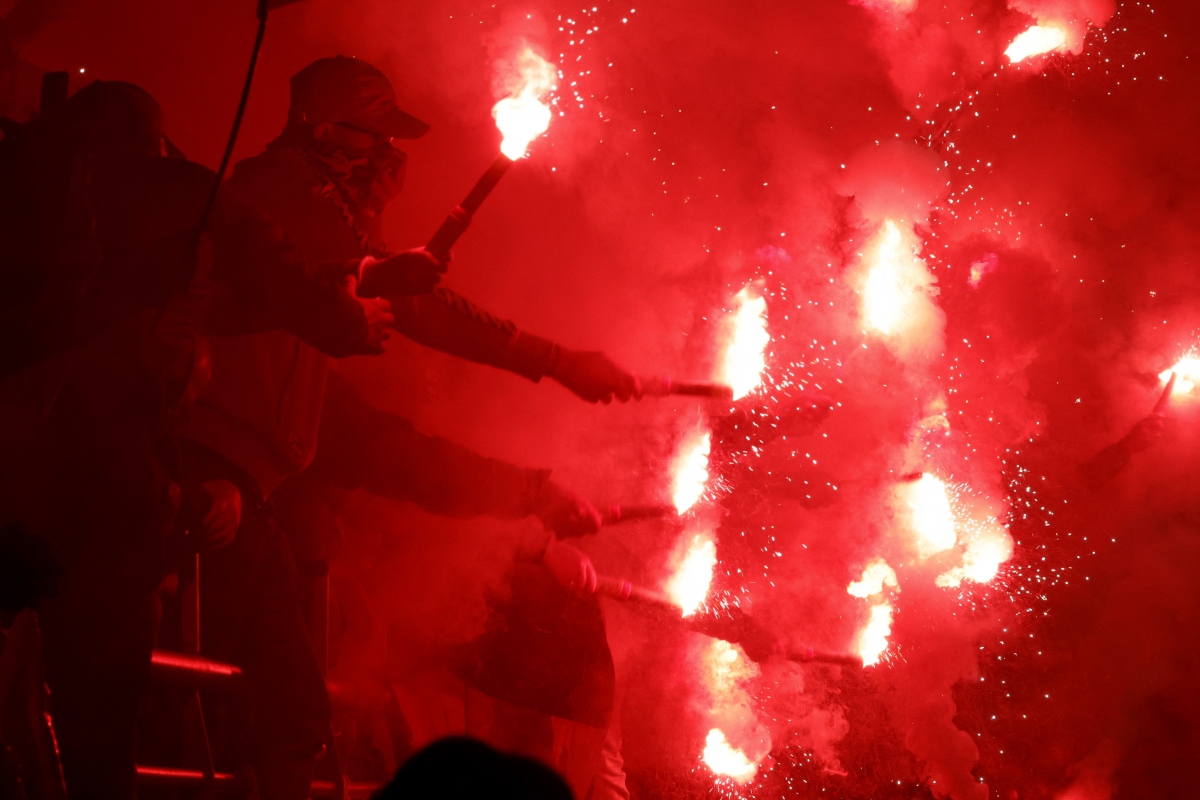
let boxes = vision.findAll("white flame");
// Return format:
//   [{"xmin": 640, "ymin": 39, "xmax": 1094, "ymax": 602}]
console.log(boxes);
[
  {"xmin": 936, "ymin": 520, "xmax": 1013, "ymax": 588},
  {"xmin": 671, "ymin": 429, "xmax": 711, "ymax": 514},
  {"xmin": 719, "ymin": 287, "xmax": 769, "ymax": 400},
  {"xmin": 665, "ymin": 533, "xmax": 717, "ymax": 616},
  {"xmin": 857, "ymin": 602, "xmax": 893, "ymax": 667},
  {"xmin": 864, "ymin": 221, "xmax": 907, "ymax": 335},
  {"xmin": 904, "ymin": 473, "xmax": 957, "ymax": 558},
  {"xmin": 847, "ymin": 557, "xmax": 899, "ymax": 599},
  {"xmin": 702, "ymin": 728, "xmax": 758, "ymax": 783},
  {"xmin": 1005, "ymin": 24, "xmax": 1068, "ymax": 63},
  {"xmin": 1160, "ymin": 354, "xmax": 1200, "ymax": 395},
  {"xmin": 859, "ymin": 220, "xmax": 943, "ymax": 360},
  {"xmin": 492, "ymin": 47, "xmax": 556, "ymax": 160}
]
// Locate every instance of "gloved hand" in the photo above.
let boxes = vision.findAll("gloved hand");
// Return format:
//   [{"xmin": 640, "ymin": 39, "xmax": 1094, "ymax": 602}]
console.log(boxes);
[
  {"xmin": 1125, "ymin": 412, "xmax": 1167, "ymax": 453},
  {"xmin": 357, "ymin": 248, "xmax": 448, "ymax": 297},
  {"xmin": 197, "ymin": 479, "xmax": 241, "ymax": 551},
  {"xmin": 533, "ymin": 480, "xmax": 602, "ymax": 538},
  {"xmin": 542, "ymin": 537, "xmax": 598, "ymax": 595},
  {"xmin": 550, "ymin": 348, "xmax": 642, "ymax": 404},
  {"xmin": 343, "ymin": 274, "xmax": 395, "ymax": 354}
]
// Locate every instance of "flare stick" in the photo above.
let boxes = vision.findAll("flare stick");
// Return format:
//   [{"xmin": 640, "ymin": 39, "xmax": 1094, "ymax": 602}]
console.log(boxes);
[
  {"xmin": 425, "ymin": 154, "xmax": 514, "ymax": 261},
  {"xmin": 601, "ymin": 504, "xmax": 676, "ymax": 525},
  {"xmin": 641, "ymin": 377, "xmax": 735, "ymax": 400},
  {"xmin": 594, "ymin": 575, "xmax": 679, "ymax": 611},
  {"xmin": 594, "ymin": 574, "xmax": 861, "ymax": 667}
]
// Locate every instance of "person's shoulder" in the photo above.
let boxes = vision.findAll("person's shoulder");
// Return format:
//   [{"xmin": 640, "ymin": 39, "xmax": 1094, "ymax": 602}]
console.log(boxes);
[{"xmin": 230, "ymin": 146, "xmax": 320, "ymax": 196}]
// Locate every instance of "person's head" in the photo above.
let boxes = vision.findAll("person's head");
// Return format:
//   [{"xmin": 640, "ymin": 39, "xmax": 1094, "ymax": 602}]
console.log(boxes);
[
  {"xmin": 63, "ymin": 80, "xmax": 164, "ymax": 163},
  {"xmin": 375, "ymin": 737, "xmax": 573, "ymax": 800},
  {"xmin": 287, "ymin": 56, "xmax": 428, "ymax": 209}
]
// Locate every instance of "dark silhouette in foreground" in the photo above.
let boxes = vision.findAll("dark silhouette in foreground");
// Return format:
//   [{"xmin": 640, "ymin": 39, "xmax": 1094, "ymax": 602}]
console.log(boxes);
[{"xmin": 375, "ymin": 737, "xmax": 573, "ymax": 800}]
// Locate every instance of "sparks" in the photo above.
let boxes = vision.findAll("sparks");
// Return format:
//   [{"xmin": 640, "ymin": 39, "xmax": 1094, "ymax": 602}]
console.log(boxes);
[
  {"xmin": 665, "ymin": 533, "xmax": 717, "ymax": 616},
  {"xmin": 1160, "ymin": 354, "xmax": 1200, "ymax": 395},
  {"xmin": 671, "ymin": 428, "xmax": 711, "ymax": 514},
  {"xmin": 1004, "ymin": 24, "xmax": 1068, "ymax": 63},
  {"xmin": 904, "ymin": 473, "xmax": 957, "ymax": 558},
  {"xmin": 718, "ymin": 286, "xmax": 769, "ymax": 400},
  {"xmin": 493, "ymin": 47, "xmax": 556, "ymax": 160},
  {"xmin": 857, "ymin": 602, "xmax": 893, "ymax": 667},
  {"xmin": 702, "ymin": 728, "xmax": 758, "ymax": 783},
  {"xmin": 847, "ymin": 557, "xmax": 899, "ymax": 599}
]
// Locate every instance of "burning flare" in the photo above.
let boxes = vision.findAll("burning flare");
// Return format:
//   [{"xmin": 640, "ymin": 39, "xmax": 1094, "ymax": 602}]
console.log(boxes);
[
  {"xmin": 702, "ymin": 728, "xmax": 758, "ymax": 783},
  {"xmin": 665, "ymin": 533, "xmax": 717, "ymax": 616},
  {"xmin": 671, "ymin": 428, "xmax": 712, "ymax": 514},
  {"xmin": 905, "ymin": 473, "xmax": 957, "ymax": 558},
  {"xmin": 719, "ymin": 287, "xmax": 769, "ymax": 400},
  {"xmin": 857, "ymin": 602, "xmax": 894, "ymax": 667},
  {"xmin": 493, "ymin": 47, "xmax": 556, "ymax": 160},
  {"xmin": 1160, "ymin": 354, "xmax": 1200, "ymax": 395},
  {"xmin": 847, "ymin": 557, "xmax": 899, "ymax": 599},
  {"xmin": 859, "ymin": 220, "xmax": 942, "ymax": 358},
  {"xmin": 937, "ymin": 520, "xmax": 1013, "ymax": 588},
  {"xmin": 864, "ymin": 221, "xmax": 907, "ymax": 335},
  {"xmin": 1005, "ymin": 24, "xmax": 1068, "ymax": 63}
]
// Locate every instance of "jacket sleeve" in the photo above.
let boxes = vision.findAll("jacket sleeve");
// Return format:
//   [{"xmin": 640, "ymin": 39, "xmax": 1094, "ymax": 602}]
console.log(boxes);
[
  {"xmin": 309, "ymin": 370, "xmax": 549, "ymax": 519},
  {"xmin": 389, "ymin": 288, "xmax": 558, "ymax": 382},
  {"xmin": 204, "ymin": 188, "xmax": 370, "ymax": 358},
  {"xmin": 1077, "ymin": 437, "xmax": 1133, "ymax": 491}
]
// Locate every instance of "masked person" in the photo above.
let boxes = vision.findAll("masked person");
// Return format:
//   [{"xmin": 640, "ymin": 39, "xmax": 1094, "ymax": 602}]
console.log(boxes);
[
  {"xmin": 227, "ymin": 55, "xmax": 642, "ymax": 404},
  {"xmin": 174, "ymin": 55, "xmax": 638, "ymax": 797},
  {"xmin": 173, "ymin": 54, "xmax": 629, "ymax": 799},
  {"xmin": 5, "ymin": 79, "xmax": 425, "ymax": 799}
]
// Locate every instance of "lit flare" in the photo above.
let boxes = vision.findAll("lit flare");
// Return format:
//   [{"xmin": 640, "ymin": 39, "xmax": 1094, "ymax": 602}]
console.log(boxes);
[
  {"xmin": 864, "ymin": 221, "xmax": 906, "ymax": 334},
  {"xmin": 1160, "ymin": 354, "xmax": 1200, "ymax": 395},
  {"xmin": 905, "ymin": 473, "xmax": 957, "ymax": 558},
  {"xmin": 847, "ymin": 558, "xmax": 899, "ymax": 599},
  {"xmin": 493, "ymin": 47, "xmax": 556, "ymax": 160},
  {"xmin": 702, "ymin": 728, "xmax": 758, "ymax": 783},
  {"xmin": 1005, "ymin": 24, "xmax": 1068, "ymax": 63},
  {"xmin": 857, "ymin": 602, "xmax": 894, "ymax": 667},
  {"xmin": 671, "ymin": 429, "xmax": 712, "ymax": 514},
  {"xmin": 936, "ymin": 521, "xmax": 1013, "ymax": 588},
  {"xmin": 665, "ymin": 533, "xmax": 717, "ymax": 616},
  {"xmin": 719, "ymin": 287, "xmax": 769, "ymax": 400}
]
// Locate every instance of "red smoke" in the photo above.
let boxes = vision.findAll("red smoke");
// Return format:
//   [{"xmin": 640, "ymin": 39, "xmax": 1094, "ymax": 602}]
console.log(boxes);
[{"xmin": 15, "ymin": 0, "xmax": 1200, "ymax": 796}]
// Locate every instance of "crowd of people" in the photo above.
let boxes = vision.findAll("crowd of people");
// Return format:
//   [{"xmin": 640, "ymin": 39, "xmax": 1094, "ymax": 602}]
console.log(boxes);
[{"xmin": 1, "ymin": 52, "xmax": 644, "ymax": 799}]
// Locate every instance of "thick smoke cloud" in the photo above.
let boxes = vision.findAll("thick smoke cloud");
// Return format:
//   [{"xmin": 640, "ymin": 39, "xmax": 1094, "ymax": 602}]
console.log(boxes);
[{"xmin": 12, "ymin": 0, "xmax": 1200, "ymax": 795}]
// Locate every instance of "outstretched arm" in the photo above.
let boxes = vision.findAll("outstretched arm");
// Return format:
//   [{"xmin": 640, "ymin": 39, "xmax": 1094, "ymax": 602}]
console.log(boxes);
[
  {"xmin": 1077, "ymin": 412, "xmax": 1166, "ymax": 491},
  {"xmin": 388, "ymin": 287, "xmax": 642, "ymax": 403},
  {"xmin": 310, "ymin": 370, "xmax": 601, "ymax": 536}
]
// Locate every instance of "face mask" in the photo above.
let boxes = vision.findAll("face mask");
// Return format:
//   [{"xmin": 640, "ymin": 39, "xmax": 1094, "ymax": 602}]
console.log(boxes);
[{"xmin": 364, "ymin": 148, "xmax": 407, "ymax": 212}]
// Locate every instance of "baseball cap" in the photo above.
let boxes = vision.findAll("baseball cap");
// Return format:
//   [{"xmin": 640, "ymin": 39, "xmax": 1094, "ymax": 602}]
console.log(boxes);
[{"xmin": 288, "ymin": 56, "xmax": 429, "ymax": 139}]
